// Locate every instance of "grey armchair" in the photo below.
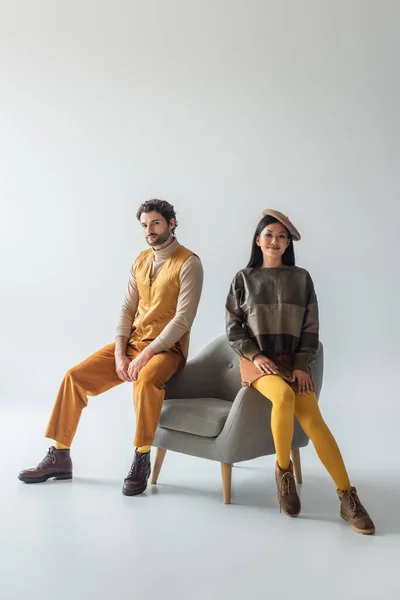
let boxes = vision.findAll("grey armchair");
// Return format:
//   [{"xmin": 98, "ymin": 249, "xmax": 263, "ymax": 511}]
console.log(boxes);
[{"xmin": 153, "ymin": 335, "xmax": 324, "ymax": 503}]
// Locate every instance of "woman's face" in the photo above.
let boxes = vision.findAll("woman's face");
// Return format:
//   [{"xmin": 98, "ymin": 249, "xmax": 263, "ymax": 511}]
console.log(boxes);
[{"xmin": 256, "ymin": 221, "xmax": 290, "ymax": 258}]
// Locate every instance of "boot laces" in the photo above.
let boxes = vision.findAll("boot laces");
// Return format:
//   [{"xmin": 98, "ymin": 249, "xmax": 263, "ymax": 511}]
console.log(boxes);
[
  {"xmin": 128, "ymin": 453, "xmax": 148, "ymax": 479},
  {"xmin": 347, "ymin": 490, "xmax": 367, "ymax": 515},
  {"xmin": 280, "ymin": 471, "xmax": 296, "ymax": 496},
  {"xmin": 38, "ymin": 448, "xmax": 56, "ymax": 469}
]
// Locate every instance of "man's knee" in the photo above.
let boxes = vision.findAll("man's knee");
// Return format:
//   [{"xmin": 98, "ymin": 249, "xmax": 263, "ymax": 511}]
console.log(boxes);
[
  {"xmin": 64, "ymin": 368, "xmax": 75, "ymax": 382},
  {"xmin": 64, "ymin": 365, "xmax": 82, "ymax": 382},
  {"xmin": 137, "ymin": 356, "xmax": 178, "ymax": 389},
  {"xmin": 136, "ymin": 368, "xmax": 164, "ymax": 389},
  {"xmin": 64, "ymin": 365, "xmax": 86, "ymax": 388}
]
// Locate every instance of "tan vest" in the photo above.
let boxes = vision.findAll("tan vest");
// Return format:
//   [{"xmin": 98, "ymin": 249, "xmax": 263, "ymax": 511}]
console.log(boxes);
[{"xmin": 130, "ymin": 244, "xmax": 194, "ymax": 360}]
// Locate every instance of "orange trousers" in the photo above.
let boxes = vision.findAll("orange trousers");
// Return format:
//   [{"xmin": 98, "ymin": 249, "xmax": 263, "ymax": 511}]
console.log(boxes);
[{"xmin": 45, "ymin": 342, "xmax": 181, "ymax": 448}]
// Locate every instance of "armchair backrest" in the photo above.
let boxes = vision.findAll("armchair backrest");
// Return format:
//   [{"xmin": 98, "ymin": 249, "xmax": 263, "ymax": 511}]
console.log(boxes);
[{"xmin": 165, "ymin": 335, "xmax": 242, "ymax": 401}]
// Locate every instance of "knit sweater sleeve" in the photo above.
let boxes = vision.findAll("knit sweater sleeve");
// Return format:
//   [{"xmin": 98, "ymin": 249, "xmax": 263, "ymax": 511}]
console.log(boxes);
[
  {"xmin": 115, "ymin": 260, "xmax": 139, "ymax": 339},
  {"xmin": 293, "ymin": 272, "xmax": 319, "ymax": 371},
  {"xmin": 225, "ymin": 272, "xmax": 260, "ymax": 361}
]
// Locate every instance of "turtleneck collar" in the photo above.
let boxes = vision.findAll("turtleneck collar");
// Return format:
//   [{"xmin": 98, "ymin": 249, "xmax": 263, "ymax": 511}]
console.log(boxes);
[{"xmin": 152, "ymin": 237, "xmax": 180, "ymax": 263}]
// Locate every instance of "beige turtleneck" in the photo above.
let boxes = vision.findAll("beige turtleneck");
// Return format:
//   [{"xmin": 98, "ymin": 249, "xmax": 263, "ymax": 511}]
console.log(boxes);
[{"xmin": 116, "ymin": 238, "xmax": 203, "ymax": 353}]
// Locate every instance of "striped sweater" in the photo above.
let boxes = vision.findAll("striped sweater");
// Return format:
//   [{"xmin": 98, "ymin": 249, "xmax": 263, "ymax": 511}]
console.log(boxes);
[{"xmin": 225, "ymin": 266, "xmax": 319, "ymax": 372}]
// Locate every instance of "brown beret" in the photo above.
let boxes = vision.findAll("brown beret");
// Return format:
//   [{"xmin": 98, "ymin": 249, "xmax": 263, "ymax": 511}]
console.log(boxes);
[{"xmin": 261, "ymin": 209, "xmax": 301, "ymax": 241}]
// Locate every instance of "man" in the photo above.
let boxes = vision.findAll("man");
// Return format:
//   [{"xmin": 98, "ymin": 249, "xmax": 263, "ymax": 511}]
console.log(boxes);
[{"xmin": 18, "ymin": 199, "xmax": 203, "ymax": 496}]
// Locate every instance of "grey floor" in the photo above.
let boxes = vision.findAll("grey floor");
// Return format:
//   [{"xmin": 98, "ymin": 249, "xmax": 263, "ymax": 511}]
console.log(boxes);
[{"xmin": 2, "ymin": 406, "xmax": 399, "ymax": 600}]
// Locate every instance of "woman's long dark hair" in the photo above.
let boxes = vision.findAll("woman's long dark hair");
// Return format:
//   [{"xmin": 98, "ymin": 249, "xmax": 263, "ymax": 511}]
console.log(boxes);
[{"xmin": 246, "ymin": 215, "xmax": 295, "ymax": 268}]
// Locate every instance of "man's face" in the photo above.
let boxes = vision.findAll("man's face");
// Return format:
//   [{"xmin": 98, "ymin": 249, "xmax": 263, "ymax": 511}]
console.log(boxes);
[{"xmin": 140, "ymin": 211, "xmax": 174, "ymax": 248}]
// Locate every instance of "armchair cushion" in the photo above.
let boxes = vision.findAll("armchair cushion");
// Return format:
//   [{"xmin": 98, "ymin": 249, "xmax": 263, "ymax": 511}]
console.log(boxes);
[{"xmin": 159, "ymin": 398, "xmax": 232, "ymax": 438}]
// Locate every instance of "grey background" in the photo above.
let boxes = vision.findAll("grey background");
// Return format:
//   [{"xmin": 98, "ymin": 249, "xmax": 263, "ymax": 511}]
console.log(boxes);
[
  {"xmin": 1, "ymin": 0, "xmax": 399, "ymax": 460},
  {"xmin": 1, "ymin": 3, "xmax": 399, "ymax": 599}
]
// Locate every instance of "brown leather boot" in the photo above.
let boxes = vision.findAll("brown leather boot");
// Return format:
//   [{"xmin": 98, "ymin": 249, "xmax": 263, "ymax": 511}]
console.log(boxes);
[
  {"xmin": 275, "ymin": 461, "xmax": 301, "ymax": 517},
  {"xmin": 122, "ymin": 450, "xmax": 151, "ymax": 496},
  {"xmin": 338, "ymin": 487, "xmax": 375, "ymax": 535},
  {"xmin": 18, "ymin": 447, "xmax": 73, "ymax": 483}
]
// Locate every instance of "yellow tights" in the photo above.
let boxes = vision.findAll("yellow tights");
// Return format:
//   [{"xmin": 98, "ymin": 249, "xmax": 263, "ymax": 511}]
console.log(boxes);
[{"xmin": 252, "ymin": 375, "xmax": 351, "ymax": 490}]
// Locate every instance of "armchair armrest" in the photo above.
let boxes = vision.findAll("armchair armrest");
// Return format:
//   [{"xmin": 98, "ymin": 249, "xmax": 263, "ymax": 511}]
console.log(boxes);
[
  {"xmin": 215, "ymin": 386, "xmax": 274, "ymax": 463},
  {"xmin": 310, "ymin": 342, "xmax": 324, "ymax": 398}
]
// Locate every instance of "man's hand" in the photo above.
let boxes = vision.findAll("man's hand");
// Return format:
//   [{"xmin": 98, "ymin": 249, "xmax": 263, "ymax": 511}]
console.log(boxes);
[
  {"xmin": 253, "ymin": 354, "xmax": 279, "ymax": 375},
  {"xmin": 293, "ymin": 369, "xmax": 314, "ymax": 395},
  {"xmin": 127, "ymin": 346, "xmax": 156, "ymax": 382},
  {"xmin": 115, "ymin": 353, "xmax": 131, "ymax": 382}
]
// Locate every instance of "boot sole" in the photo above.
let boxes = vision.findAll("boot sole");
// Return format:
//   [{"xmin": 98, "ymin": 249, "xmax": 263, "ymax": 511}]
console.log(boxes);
[
  {"xmin": 122, "ymin": 483, "xmax": 148, "ymax": 496},
  {"xmin": 18, "ymin": 473, "xmax": 73, "ymax": 484},
  {"xmin": 340, "ymin": 513, "xmax": 375, "ymax": 535},
  {"xmin": 280, "ymin": 505, "xmax": 301, "ymax": 518}
]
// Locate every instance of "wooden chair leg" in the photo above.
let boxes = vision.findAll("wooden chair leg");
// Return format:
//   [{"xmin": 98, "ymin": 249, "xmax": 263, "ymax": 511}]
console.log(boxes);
[
  {"xmin": 221, "ymin": 463, "xmax": 232, "ymax": 504},
  {"xmin": 291, "ymin": 448, "xmax": 302, "ymax": 484},
  {"xmin": 151, "ymin": 448, "xmax": 167, "ymax": 484}
]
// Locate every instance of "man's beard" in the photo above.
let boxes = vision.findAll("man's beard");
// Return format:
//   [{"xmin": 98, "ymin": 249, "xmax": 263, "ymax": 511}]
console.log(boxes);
[{"xmin": 146, "ymin": 229, "xmax": 171, "ymax": 247}]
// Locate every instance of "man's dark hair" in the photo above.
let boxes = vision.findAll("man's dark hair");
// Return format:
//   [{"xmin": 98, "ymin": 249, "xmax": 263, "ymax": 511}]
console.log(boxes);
[{"xmin": 136, "ymin": 199, "xmax": 178, "ymax": 234}]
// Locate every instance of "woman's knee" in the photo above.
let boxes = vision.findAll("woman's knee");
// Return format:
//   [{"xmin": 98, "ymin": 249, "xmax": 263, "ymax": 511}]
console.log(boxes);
[
  {"xmin": 253, "ymin": 377, "xmax": 296, "ymax": 408},
  {"xmin": 273, "ymin": 388, "xmax": 296, "ymax": 409},
  {"xmin": 296, "ymin": 408, "xmax": 326, "ymax": 433}
]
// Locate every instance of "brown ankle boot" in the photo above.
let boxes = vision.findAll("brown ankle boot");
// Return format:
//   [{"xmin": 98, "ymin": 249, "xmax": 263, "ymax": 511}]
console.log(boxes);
[
  {"xmin": 18, "ymin": 447, "xmax": 73, "ymax": 483},
  {"xmin": 122, "ymin": 450, "xmax": 151, "ymax": 496},
  {"xmin": 275, "ymin": 461, "xmax": 301, "ymax": 517},
  {"xmin": 338, "ymin": 487, "xmax": 375, "ymax": 535}
]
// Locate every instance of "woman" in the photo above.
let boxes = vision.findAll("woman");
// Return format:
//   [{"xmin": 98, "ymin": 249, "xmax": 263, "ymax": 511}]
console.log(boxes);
[{"xmin": 225, "ymin": 209, "xmax": 375, "ymax": 535}]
